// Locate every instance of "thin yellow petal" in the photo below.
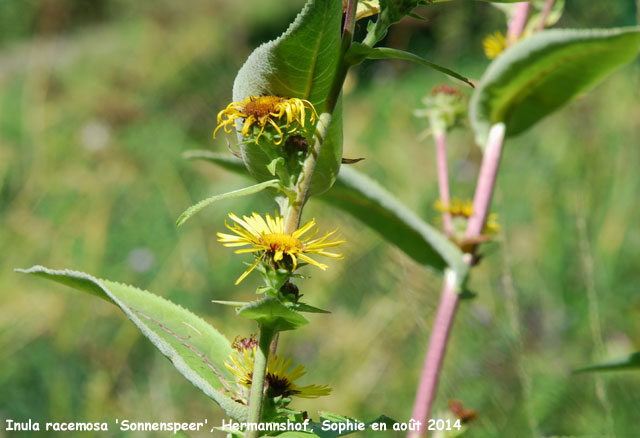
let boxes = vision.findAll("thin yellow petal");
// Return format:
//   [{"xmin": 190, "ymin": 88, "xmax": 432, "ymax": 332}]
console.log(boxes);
[
  {"xmin": 292, "ymin": 219, "xmax": 316, "ymax": 239},
  {"xmin": 235, "ymin": 254, "xmax": 263, "ymax": 285},
  {"xmin": 297, "ymin": 253, "xmax": 328, "ymax": 270}
]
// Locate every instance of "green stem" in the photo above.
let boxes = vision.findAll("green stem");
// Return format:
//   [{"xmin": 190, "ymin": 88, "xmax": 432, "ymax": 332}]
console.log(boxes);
[
  {"xmin": 245, "ymin": 327, "xmax": 275, "ymax": 438},
  {"xmin": 283, "ymin": 0, "xmax": 358, "ymax": 234},
  {"xmin": 362, "ymin": 13, "xmax": 388, "ymax": 48}
]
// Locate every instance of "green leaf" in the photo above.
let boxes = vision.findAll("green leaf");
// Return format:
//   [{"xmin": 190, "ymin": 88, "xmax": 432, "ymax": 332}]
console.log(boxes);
[
  {"xmin": 294, "ymin": 302, "xmax": 331, "ymax": 314},
  {"xmin": 346, "ymin": 43, "xmax": 473, "ymax": 87},
  {"xmin": 176, "ymin": 179, "xmax": 281, "ymax": 227},
  {"xmin": 459, "ymin": 288, "xmax": 478, "ymax": 301},
  {"xmin": 365, "ymin": 0, "xmax": 425, "ymax": 46},
  {"xmin": 378, "ymin": 0, "xmax": 425, "ymax": 26},
  {"xmin": 211, "ymin": 300, "xmax": 249, "ymax": 307},
  {"xmin": 574, "ymin": 352, "xmax": 640, "ymax": 374},
  {"xmin": 183, "ymin": 150, "xmax": 245, "ymax": 173},
  {"xmin": 267, "ymin": 157, "xmax": 286, "ymax": 177},
  {"xmin": 183, "ymin": 150, "xmax": 468, "ymax": 278},
  {"xmin": 184, "ymin": 150, "xmax": 250, "ymax": 173},
  {"xmin": 17, "ymin": 266, "xmax": 248, "ymax": 421},
  {"xmin": 232, "ymin": 0, "xmax": 343, "ymax": 197},
  {"xmin": 237, "ymin": 297, "xmax": 309, "ymax": 332},
  {"xmin": 470, "ymin": 27, "xmax": 640, "ymax": 146}
]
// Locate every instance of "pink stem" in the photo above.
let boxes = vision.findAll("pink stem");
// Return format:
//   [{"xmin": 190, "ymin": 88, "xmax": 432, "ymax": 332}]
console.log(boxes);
[
  {"xmin": 466, "ymin": 123, "xmax": 506, "ymax": 239},
  {"xmin": 409, "ymin": 271, "xmax": 459, "ymax": 438},
  {"xmin": 435, "ymin": 132, "xmax": 453, "ymax": 236},
  {"xmin": 507, "ymin": 2, "xmax": 531, "ymax": 42},
  {"xmin": 537, "ymin": 0, "xmax": 555, "ymax": 31},
  {"xmin": 409, "ymin": 123, "xmax": 506, "ymax": 437}
]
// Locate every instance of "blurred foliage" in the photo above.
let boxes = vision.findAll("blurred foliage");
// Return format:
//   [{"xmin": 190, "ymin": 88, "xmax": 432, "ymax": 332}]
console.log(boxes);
[{"xmin": 2, "ymin": 0, "xmax": 640, "ymax": 437}]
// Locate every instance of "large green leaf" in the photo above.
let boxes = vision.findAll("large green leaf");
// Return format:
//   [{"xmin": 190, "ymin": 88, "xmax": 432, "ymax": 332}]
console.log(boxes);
[
  {"xmin": 470, "ymin": 27, "xmax": 640, "ymax": 146},
  {"xmin": 574, "ymin": 352, "xmax": 640, "ymax": 374},
  {"xmin": 17, "ymin": 266, "xmax": 248, "ymax": 421},
  {"xmin": 232, "ymin": 0, "xmax": 343, "ymax": 196},
  {"xmin": 184, "ymin": 151, "xmax": 467, "ymax": 278}
]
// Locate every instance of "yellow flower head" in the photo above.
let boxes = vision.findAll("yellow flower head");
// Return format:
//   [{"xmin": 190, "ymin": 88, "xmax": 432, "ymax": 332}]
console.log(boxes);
[
  {"xmin": 483, "ymin": 31, "xmax": 507, "ymax": 59},
  {"xmin": 213, "ymin": 96, "xmax": 318, "ymax": 145},
  {"xmin": 484, "ymin": 212, "xmax": 501, "ymax": 234},
  {"xmin": 225, "ymin": 347, "xmax": 331, "ymax": 399},
  {"xmin": 217, "ymin": 212, "xmax": 344, "ymax": 284},
  {"xmin": 434, "ymin": 198, "xmax": 500, "ymax": 235},
  {"xmin": 434, "ymin": 198, "xmax": 474, "ymax": 218}
]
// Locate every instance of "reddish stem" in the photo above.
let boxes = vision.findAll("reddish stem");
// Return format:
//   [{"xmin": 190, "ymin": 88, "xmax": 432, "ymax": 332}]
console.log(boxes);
[
  {"xmin": 408, "ymin": 271, "xmax": 459, "ymax": 438},
  {"xmin": 409, "ymin": 123, "xmax": 506, "ymax": 437},
  {"xmin": 435, "ymin": 132, "xmax": 453, "ymax": 236},
  {"xmin": 507, "ymin": 2, "xmax": 531, "ymax": 42},
  {"xmin": 537, "ymin": 0, "xmax": 555, "ymax": 32},
  {"xmin": 466, "ymin": 123, "xmax": 506, "ymax": 238}
]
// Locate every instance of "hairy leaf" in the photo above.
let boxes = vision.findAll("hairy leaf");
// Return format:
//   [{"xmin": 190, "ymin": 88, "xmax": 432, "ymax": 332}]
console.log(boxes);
[
  {"xmin": 470, "ymin": 27, "xmax": 640, "ymax": 146},
  {"xmin": 17, "ymin": 266, "xmax": 247, "ymax": 421},
  {"xmin": 232, "ymin": 0, "xmax": 343, "ymax": 196}
]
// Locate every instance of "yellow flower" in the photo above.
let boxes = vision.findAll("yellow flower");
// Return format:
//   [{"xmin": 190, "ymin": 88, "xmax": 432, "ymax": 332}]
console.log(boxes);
[
  {"xmin": 213, "ymin": 96, "xmax": 318, "ymax": 145},
  {"xmin": 434, "ymin": 198, "xmax": 474, "ymax": 218},
  {"xmin": 225, "ymin": 347, "xmax": 331, "ymax": 399},
  {"xmin": 483, "ymin": 31, "xmax": 507, "ymax": 59},
  {"xmin": 217, "ymin": 212, "xmax": 344, "ymax": 284},
  {"xmin": 434, "ymin": 198, "xmax": 500, "ymax": 235},
  {"xmin": 484, "ymin": 212, "xmax": 501, "ymax": 234}
]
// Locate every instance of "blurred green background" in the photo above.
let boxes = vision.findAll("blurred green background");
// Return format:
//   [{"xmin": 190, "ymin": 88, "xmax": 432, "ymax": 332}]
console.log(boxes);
[{"xmin": 2, "ymin": 0, "xmax": 640, "ymax": 436}]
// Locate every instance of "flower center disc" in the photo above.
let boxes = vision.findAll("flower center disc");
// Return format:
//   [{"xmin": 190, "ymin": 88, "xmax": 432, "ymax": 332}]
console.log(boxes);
[
  {"xmin": 243, "ymin": 96, "xmax": 285, "ymax": 118},
  {"xmin": 260, "ymin": 233, "xmax": 303, "ymax": 253}
]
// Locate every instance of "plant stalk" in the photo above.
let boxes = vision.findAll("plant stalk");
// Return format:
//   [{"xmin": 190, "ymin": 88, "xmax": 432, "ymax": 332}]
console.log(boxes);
[
  {"xmin": 245, "ymin": 327, "xmax": 275, "ymax": 438},
  {"xmin": 408, "ymin": 270, "xmax": 460, "ymax": 438},
  {"xmin": 268, "ymin": 5, "xmax": 358, "ymax": 434},
  {"xmin": 537, "ymin": 0, "xmax": 555, "ymax": 32},
  {"xmin": 409, "ymin": 123, "xmax": 506, "ymax": 437},
  {"xmin": 283, "ymin": 0, "xmax": 358, "ymax": 234},
  {"xmin": 507, "ymin": 2, "xmax": 531, "ymax": 43},
  {"xmin": 465, "ymin": 123, "xmax": 506, "ymax": 239},
  {"xmin": 435, "ymin": 131, "xmax": 453, "ymax": 236}
]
